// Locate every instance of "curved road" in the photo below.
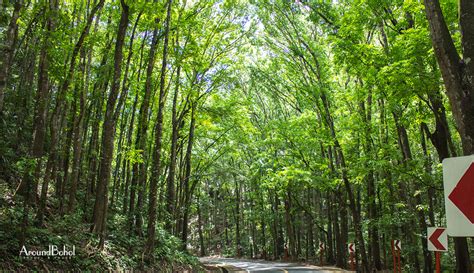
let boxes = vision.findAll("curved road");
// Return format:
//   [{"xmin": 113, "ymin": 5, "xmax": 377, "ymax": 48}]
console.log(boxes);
[{"xmin": 200, "ymin": 257, "xmax": 352, "ymax": 273}]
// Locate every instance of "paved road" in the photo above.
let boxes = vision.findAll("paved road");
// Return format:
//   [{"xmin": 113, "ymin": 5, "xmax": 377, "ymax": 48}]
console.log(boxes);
[{"xmin": 200, "ymin": 257, "xmax": 351, "ymax": 273}]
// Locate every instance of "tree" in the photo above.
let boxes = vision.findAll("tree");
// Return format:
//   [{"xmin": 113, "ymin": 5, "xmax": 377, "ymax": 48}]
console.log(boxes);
[
  {"xmin": 424, "ymin": 0, "xmax": 473, "ymax": 271},
  {"xmin": 91, "ymin": 0, "xmax": 129, "ymax": 249},
  {"xmin": 145, "ymin": 0, "xmax": 172, "ymax": 260}
]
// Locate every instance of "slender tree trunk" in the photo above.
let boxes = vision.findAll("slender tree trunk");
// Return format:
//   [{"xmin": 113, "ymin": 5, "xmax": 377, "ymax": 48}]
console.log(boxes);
[
  {"xmin": 167, "ymin": 66, "xmax": 181, "ymax": 234},
  {"xmin": 110, "ymin": 110, "xmax": 127, "ymax": 209},
  {"xmin": 84, "ymin": 62, "xmax": 108, "ymax": 221},
  {"xmin": 162, "ymin": 12, "xmax": 176, "ymax": 229},
  {"xmin": 34, "ymin": 0, "xmax": 57, "ymax": 226},
  {"xmin": 127, "ymin": 29, "xmax": 148, "ymax": 234},
  {"xmin": 133, "ymin": 25, "xmax": 159, "ymax": 236},
  {"xmin": 197, "ymin": 194, "xmax": 206, "ymax": 256},
  {"xmin": 324, "ymin": 192, "xmax": 332, "ymax": 264},
  {"xmin": 235, "ymin": 174, "xmax": 242, "ymax": 257},
  {"xmin": 91, "ymin": 0, "xmax": 129, "ymax": 249},
  {"xmin": 261, "ymin": 200, "xmax": 267, "ymax": 259},
  {"xmin": 107, "ymin": 11, "xmax": 140, "ymax": 212},
  {"xmin": 119, "ymin": 10, "xmax": 142, "ymax": 216},
  {"xmin": 306, "ymin": 189, "xmax": 315, "ymax": 260},
  {"xmin": 333, "ymin": 195, "xmax": 343, "ymax": 268},
  {"xmin": 168, "ymin": 64, "xmax": 181, "ymax": 233},
  {"xmin": 181, "ymin": 102, "xmax": 196, "ymax": 249},
  {"xmin": 340, "ymin": 191, "xmax": 348, "ymax": 267},
  {"xmin": 145, "ymin": 0, "xmax": 172, "ymax": 261},
  {"xmin": 360, "ymin": 91, "xmax": 382, "ymax": 270},
  {"xmin": 284, "ymin": 190, "xmax": 295, "ymax": 260},
  {"xmin": 67, "ymin": 48, "xmax": 87, "ymax": 213}
]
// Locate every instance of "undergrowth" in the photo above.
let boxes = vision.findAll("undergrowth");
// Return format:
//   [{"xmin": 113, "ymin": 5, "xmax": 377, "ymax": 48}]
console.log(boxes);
[{"xmin": 0, "ymin": 184, "xmax": 201, "ymax": 271}]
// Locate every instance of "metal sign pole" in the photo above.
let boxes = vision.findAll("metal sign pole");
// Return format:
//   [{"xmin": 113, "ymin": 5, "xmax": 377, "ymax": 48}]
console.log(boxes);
[{"xmin": 435, "ymin": 252, "xmax": 441, "ymax": 273}]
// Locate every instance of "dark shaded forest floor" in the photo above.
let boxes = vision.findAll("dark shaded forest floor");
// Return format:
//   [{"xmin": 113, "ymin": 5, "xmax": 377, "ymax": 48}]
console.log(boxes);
[{"xmin": 0, "ymin": 182, "xmax": 200, "ymax": 271}]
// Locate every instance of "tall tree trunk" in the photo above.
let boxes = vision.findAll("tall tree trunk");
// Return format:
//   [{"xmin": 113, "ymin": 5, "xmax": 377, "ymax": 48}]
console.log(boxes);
[
  {"xmin": 333, "ymin": 195, "xmax": 343, "ymax": 268},
  {"xmin": 119, "ymin": 10, "xmax": 142, "ymax": 215},
  {"xmin": 235, "ymin": 174, "xmax": 242, "ymax": 257},
  {"xmin": 91, "ymin": 0, "xmax": 129, "ymax": 249},
  {"xmin": 276, "ymin": 193, "xmax": 285, "ymax": 259},
  {"xmin": 145, "ymin": 0, "xmax": 172, "ymax": 261},
  {"xmin": 197, "ymin": 193, "xmax": 206, "ymax": 256},
  {"xmin": 339, "ymin": 191, "xmax": 348, "ymax": 267},
  {"xmin": 110, "ymin": 110, "xmax": 127, "ymax": 209},
  {"xmin": 306, "ymin": 189, "xmax": 315, "ymax": 260},
  {"xmin": 162, "ymin": 7, "xmax": 176, "ymax": 230},
  {"xmin": 169, "ymin": 53, "xmax": 190, "ymax": 237},
  {"xmin": 424, "ymin": 0, "xmax": 474, "ymax": 154},
  {"xmin": 181, "ymin": 101, "xmax": 196, "ymax": 250},
  {"xmin": 107, "ymin": 10, "xmax": 140, "ymax": 212},
  {"xmin": 360, "ymin": 91, "xmax": 382, "ymax": 270},
  {"xmin": 67, "ymin": 48, "xmax": 87, "ymax": 213},
  {"xmin": 84, "ymin": 53, "xmax": 109, "ymax": 221},
  {"xmin": 33, "ymin": 0, "xmax": 57, "ymax": 226},
  {"xmin": 59, "ymin": 110, "xmax": 75, "ymax": 214},
  {"xmin": 133, "ymin": 24, "xmax": 158, "ymax": 236},
  {"xmin": 167, "ymin": 66, "xmax": 181, "ymax": 234},
  {"xmin": 127, "ymin": 28, "xmax": 147, "ymax": 234},
  {"xmin": 325, "ymin": 149, "xmax": 335, "ymax": 264}
]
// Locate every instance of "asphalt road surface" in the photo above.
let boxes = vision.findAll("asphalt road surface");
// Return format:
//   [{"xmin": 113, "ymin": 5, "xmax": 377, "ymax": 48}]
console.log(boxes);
[{"xmin": 200, "ymin": 257, "xmax": 352, "ymax": 273}]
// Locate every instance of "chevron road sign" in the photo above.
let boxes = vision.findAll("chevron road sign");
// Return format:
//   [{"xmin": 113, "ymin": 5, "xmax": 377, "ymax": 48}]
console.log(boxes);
[
  {"xmin": 443, "ymin": 155, "xmax": 474, "ymax": 236},
  {"xmin": 427, "ymin": 227, "xmax": 448, "ymax": 252}
]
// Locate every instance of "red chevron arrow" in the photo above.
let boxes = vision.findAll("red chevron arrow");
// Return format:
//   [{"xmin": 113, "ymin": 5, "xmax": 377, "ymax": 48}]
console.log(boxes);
[
  {"xmin": 448, "ymin": 163, "xmax": 474, "ymax": 223},
  {"xmin": 349, "ymin": 243, "xmax": 354, "ymax": 253},
  {"xmin": 429, "ymin": 228, "xmax": 446, "ymax": 251}
]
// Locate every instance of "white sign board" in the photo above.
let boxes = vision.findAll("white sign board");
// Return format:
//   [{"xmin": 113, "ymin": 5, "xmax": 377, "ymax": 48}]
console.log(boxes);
[
  {"xmin": 427, "ymin": 227, "xmax": 448, "ymax": 252},
  {"xmin": 443, "ymin": 155, "xmax": 474, "ymax": 236},
  {"xmin": 347, "ymin": 243, "xmax": 355, "ymax": 253},
  {"xmin": 392, "ymin": 240, "xmax": 401, "ymax": 251}
]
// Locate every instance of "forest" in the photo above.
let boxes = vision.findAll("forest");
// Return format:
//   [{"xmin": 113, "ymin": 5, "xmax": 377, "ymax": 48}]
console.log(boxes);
[{"xmin": 0, "ymin": 0, "xmax": 473, "ymax": 272}]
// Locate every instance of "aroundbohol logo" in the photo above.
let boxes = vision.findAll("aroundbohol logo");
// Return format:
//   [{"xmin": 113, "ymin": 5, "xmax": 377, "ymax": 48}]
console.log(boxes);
[{"xmin": 19, "ymin": 245, "xmax": 76, "ymax": 259}]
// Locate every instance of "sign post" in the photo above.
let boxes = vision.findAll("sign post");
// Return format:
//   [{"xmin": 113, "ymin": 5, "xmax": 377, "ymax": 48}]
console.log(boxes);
[
  {"xmin": 443, "ymin": 155, "xmax": 474, "ymax": 236},
  {"xmin": 427, "ymin": 227, "xmax": 448, "ymax": 273},
  {"xmin": 391, "ymin": 240, "xmax": 401, "ymax": 273},
  {"xmin": 319, "ymin": 243, "xmax": 325, "ymax": 266},
  {"xmin": 435, "ymin": 252, "xmax": 441, "ymax": 273},
  {"xmin": 283, "ymin": 244, "xmax": 289, "ymax": 261},
  {"xmin": 347, "ymin": 243, "xmax": 355, "ymax": 271}
]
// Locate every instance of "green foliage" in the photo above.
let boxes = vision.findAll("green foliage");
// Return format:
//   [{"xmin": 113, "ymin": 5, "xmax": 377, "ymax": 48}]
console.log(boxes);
[{"xmin": 0, "ymin": 0, "xmax": 467, "ymax": 271}]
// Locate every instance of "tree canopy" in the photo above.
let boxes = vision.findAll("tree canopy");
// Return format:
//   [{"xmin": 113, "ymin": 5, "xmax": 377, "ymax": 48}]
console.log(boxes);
[{"xmin": 0, "ymin": 0, "xmax": 472, "ymax": 272}]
